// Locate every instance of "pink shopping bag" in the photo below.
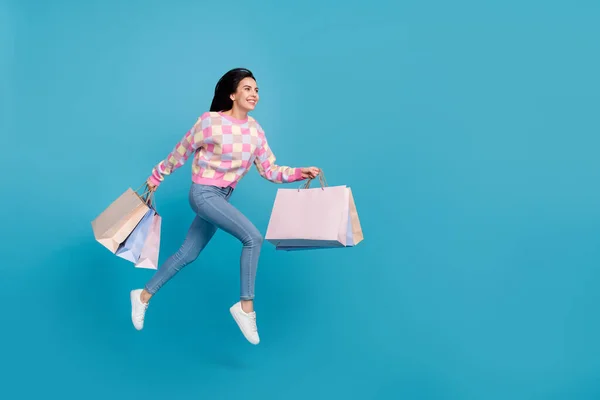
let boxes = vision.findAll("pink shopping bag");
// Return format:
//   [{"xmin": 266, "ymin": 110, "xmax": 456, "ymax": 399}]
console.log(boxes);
[
  {"xmin": 135, "ymin": 212, "xmax": 162, "ymax": 270},
  {"xmin": 265, "ymin": 176, "xmax": 363, "ymax": 250}
]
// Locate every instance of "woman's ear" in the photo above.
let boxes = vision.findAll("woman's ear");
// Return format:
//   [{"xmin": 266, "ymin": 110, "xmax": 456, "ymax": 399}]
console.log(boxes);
[{"xmin": 230, "ymin": 94, "xmax": 235, "ymax": 101}]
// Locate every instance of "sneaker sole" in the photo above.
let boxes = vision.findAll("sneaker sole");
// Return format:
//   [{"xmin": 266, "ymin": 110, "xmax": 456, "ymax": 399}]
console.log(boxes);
[{"xmin": 229, "ymin": 307, "xmax": 259, "ymax": 345}]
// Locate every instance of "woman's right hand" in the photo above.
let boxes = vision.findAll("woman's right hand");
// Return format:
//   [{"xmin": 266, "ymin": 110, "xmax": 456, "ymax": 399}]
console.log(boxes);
[
  {"xmin": 301, "ymin": 167, "xmax": 320, "ymax": 180},
  {"xmin": 146, "ymin": 179, "xmax": 157, "ymax": 192}
]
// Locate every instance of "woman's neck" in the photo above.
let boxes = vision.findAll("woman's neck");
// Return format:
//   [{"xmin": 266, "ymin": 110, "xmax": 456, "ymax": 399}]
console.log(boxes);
[{"xmin": 223, "ymin": 105, "xmax": 248, "ymax": 121}]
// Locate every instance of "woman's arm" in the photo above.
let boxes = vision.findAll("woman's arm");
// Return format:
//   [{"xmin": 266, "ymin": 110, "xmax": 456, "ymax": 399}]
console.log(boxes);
[
  {"xmin": 148, "ymin": 114, "xmax": 209, "ymax": 187},
  {"xmin": 253, "ymin": 124, "xmax": 319, "ymax": 183}
]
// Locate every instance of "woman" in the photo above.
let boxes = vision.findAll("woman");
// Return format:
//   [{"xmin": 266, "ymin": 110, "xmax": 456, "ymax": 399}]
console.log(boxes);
[{"xmin": 129, "ymin": 68, "xmax": 320, "ymax": 345}]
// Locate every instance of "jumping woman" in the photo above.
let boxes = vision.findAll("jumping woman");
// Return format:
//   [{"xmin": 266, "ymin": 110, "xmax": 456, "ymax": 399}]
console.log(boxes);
[{"xmin": 129, "ymin": 68, "xmax": 320, "ymax": 345}]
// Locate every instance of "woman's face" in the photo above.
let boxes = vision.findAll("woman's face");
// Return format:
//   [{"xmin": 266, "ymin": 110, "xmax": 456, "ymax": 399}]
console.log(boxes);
[{"xmin": 231, "ymin": 77, "xmax": 259, "ymax": 112}]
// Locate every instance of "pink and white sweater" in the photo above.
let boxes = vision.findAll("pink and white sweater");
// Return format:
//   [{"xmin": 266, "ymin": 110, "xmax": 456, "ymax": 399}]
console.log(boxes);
[{"xmin": 148, "ymin": 111, "xmax": 305, "ymax": 188}]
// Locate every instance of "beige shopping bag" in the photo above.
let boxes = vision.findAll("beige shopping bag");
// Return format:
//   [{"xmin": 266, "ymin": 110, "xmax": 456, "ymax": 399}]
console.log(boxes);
[
  {"xmin": 91, "ymin": 185, "xmax": 153, "ymax": 253},
  {"xmin": 265, "ymin": 173, "xmax": 364, "ymax": 250}
]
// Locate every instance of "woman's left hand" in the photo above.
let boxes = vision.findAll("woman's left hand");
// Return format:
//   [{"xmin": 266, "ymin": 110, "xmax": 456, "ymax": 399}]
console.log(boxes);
[{"xmin": 301, "ymin": 167, "xmax": 320, "ymax": 179}]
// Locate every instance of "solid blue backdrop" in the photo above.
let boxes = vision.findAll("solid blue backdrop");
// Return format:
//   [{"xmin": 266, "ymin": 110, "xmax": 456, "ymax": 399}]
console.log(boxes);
[{"xmin": 2, "ymin": 0, "xmax": 600, "ymax": 398}]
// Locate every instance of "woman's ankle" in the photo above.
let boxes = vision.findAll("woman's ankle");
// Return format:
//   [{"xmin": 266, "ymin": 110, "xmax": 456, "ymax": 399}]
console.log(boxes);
[
  {"xmin": 241, "ymin": 299, "xmax": 254, "ymax": 313},
  {"xmin": 141, "ymin": 289, "xmax": 152, "ymax": 303}
]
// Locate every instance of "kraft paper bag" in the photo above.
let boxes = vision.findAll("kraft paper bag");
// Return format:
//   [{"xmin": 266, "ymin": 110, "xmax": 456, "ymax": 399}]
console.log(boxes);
[
  {"xmin": 115, "ymin": 208, "xmax": 155, "ymax": 263},
  {"xmin": 135, "ymin": 212, "xmax": 162, "ymax": 270},
  {"xmin": 266, "ymin": 175, "xmax": 364, "ymax": 250},
  {"xmin": 91, "ymin": 186, "xmax": 153, "ymax": 253}
]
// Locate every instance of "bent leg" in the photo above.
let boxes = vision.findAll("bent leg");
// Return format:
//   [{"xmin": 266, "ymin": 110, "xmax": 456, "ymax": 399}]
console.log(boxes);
[
  {"xmin": 144, "ymin": 215, "xmax": 217, "ymax": 295},
  {"xmin": 194, "ymin": 191, "xmax": 262, "ymax": 300}
]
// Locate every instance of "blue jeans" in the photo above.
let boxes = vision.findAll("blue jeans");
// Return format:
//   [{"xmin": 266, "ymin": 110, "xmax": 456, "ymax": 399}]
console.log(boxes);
[{"xmin": 144, "ymin": 183, "xmax": 263, "ymax": 300}]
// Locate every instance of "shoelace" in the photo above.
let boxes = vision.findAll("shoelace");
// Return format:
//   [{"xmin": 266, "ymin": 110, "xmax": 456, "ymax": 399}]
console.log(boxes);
[
  {"xmin": 248, "ymin": 313, "xmax": 257, "ymax": 332},
  {"xmin": 136, "ymin": 303, "xmax": 148, "ymax": 322}
]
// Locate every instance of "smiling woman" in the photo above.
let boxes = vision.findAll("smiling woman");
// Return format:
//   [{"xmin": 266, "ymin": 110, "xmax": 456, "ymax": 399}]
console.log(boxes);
[
  {"xmin": 210, "ymin": 68, "xmax": 260, "ymax": 114},
  {"xmin": 129, "ymin": 67, "xmax": 321, "ymax": 345}
]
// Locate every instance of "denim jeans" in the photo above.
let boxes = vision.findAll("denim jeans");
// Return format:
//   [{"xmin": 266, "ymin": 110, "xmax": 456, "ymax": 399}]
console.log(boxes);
[{"xmin": 144, "ymin": 183, "xmax": 263, "ymax": 300}]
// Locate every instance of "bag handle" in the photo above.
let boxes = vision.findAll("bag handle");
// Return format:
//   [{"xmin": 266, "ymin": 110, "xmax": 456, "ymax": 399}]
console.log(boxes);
[
  {"xmin": 135, "ymin": 182, "xmax": 156, "ymax": 207},
  {"xmin": 299, "ymin": 170, "xmax": 328, "ymax": 191}
]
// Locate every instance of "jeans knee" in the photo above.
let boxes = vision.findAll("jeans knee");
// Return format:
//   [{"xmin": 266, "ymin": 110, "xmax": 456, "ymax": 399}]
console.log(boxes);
[
  {"xmin": 244, "ymin": 230, "xmax": 263, "ymax": 247},
  {"xmin": 174, "ymin": 247, "xmax": 199, "ymax": 267}
]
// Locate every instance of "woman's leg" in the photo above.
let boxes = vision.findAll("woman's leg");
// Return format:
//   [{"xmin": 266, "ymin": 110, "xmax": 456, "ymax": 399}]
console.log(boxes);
[
  {"xmin": 130, "ymin": 214, "xmax": 217, "ymax": 330},
  {"xmin": 144, "ymin": 215, "xmax": 218, "ymax": 298},
  {"xmin": 190, "ymin": 185, "xmax": 263, "ymax": 344},
  {"xmin": 191, "ymin": 187, "xmax": 263, "ymax": 304}
]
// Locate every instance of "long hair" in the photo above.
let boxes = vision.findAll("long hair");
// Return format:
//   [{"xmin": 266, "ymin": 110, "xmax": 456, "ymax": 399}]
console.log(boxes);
[{"xmin": 210, "ymin": 68, "xmax": 256, "ymax": 112}]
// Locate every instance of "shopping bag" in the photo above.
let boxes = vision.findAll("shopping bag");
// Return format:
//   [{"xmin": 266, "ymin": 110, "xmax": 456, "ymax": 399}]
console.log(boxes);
[
  {"xmin": 91, "ymin": 185, "xmax": 153, "ymax": 253},
  {"xmin": 274, "ymin": 187, "xmax": 364, "ymax": 251},
  {"xmin": 265, "ymin": 174, "xmax": 363, "ymax": 250},
  {"xmin": 115, "ymin": 207, "xmax": 156, "ymax": 263},
  {"xmin": 346, "ymin": 186, "xmax": 364, "ymax": 246},
  {"xmin": 134, "ymin": 212, "xmax": 162, "ymax": 270}
]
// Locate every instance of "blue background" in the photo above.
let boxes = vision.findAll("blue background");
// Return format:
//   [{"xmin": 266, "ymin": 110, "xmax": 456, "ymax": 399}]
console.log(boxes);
[{"xmin": 2, "ymin": 0, "xmax": 600, "ymax": 398}]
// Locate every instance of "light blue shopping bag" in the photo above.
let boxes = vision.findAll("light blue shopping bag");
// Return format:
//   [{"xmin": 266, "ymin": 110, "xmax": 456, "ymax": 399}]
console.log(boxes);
[{"xmin": 115, "ymin": 208, "xmax": 156, "ymax": 263}]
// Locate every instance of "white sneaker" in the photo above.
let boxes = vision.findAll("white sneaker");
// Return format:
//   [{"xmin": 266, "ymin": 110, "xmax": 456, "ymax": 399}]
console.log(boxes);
[
  {"xmin": 229, "ymin": 302, "xmax": 260, "ymax": 345},
  {"xmin": 130, "ymin": 289, "xmax": 149, "ymax": 330}
]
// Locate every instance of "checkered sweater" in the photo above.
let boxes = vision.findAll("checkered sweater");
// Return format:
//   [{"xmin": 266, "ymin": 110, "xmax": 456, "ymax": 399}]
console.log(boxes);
[{"xmin": 148, "ymin": 111, "xmax": 304, "ymax": 188}]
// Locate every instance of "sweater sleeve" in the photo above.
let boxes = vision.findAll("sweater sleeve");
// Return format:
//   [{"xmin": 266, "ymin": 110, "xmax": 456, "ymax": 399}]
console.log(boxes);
[
  {"xmin": 148, "ymin": 115, "xmax": 209, "ymax": 187},
  {"xmin": 253, "ymin": 123, "xmax": 304, "ymax": 184}
]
